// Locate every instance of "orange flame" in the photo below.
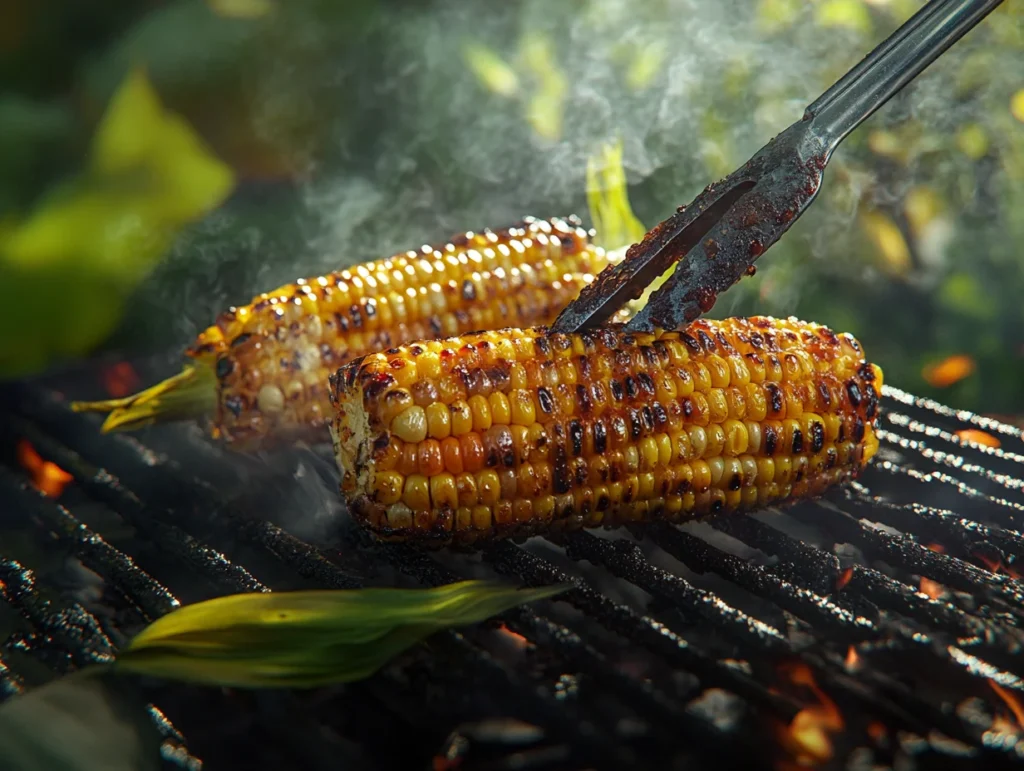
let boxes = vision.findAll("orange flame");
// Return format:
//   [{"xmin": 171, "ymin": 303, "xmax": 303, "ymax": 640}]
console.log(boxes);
[
  {"xmin": 774, "ymin": 663, "xmax": 844, "ymax": 768},
  {"xmin": 954, "ymin": 429, "xmax": 1001, "ymax": 449},
  {"xmin": 925, "ymin": 543, "xmax": 946, "ymax": 554},
  {"xmin": 16, "ymin": 439, "xmax": 73, "ymax": 499},
  {"xmin": 866, "ymin": 721, "xmax": 887, "ymax": 744},
  {"xmin": 922, "ymin": 354, "xmax": 975, "ymax": 388},
  {"xmin": 102, "ymin": 362, "xmax": 141, "ymax": 399},
  {"xmin": 919, "ymin": 577, "xmax": 944, "ymax": 600},
  {"xmin": 844, "ymin": 646, "xmax": 860, "ymax": 671},
  {"xmin": 989, "ymin": 681, "xmax": 1024, "ymax": 737},
  {"xmin": 835, "ymin": 567, "xmax": 853, "ymax": 591}
]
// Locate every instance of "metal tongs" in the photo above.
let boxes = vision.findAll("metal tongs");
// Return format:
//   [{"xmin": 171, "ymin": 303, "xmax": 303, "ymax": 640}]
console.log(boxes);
[{"xmin": 551, "ymin": 0, "xmax": 1004, "ymax": 335}]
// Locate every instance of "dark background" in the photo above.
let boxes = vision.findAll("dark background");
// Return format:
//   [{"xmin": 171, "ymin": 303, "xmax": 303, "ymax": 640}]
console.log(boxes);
[{"xmin": 1, "ymin": 0, "xmax": 1022, "ymax": 414}]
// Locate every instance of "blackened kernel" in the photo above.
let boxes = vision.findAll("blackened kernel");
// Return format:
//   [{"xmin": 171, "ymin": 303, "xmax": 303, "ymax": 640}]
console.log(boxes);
[
  {"xmin": 711, "ymin": 498, "xmax": 724, "ymax": 513},
  {"xmin": 364, "ymin": 299, "xmax": 377, "ymax": 318},
  {"xmin": 461, "ymin": 279, "xmax": 476, "ymax": 301},
  {"xmin": 846, "ymin": 381, "xmax": 863, "ymax": 407},
  {"xmin": 230, "ymin": 333, "xmax": 252, "ymax": 348},
  {"xmin": 569, "ymin": 420, "xmax": 584, "ymax": 456},
  {"xmin": 818, "ymin": 381, "xmax": 832, "ymax": 408},
  {"xmin": 578, "ymin": 355, "xmax": 592, "ymax": 379},
  {"xmin": 629, "ymin": 410, "xmax": 643, "ymax": 440},
  {"xmin": 624, "ymin": 376, "xmax": 639, "ymax": 399},
  {"xmin": 682, "ymin": 398, "xmax": 694, "ymax": 418},
  {"xmin": 652, "ymin": 403, "xmax": 668, "ymax": 428},
  {"xmin": 215, "ymin": 357, "xmax": 234, "ymax": 379},
  {"xmin": 552, "ymin": 445, "xmax": 571, "ymax": 494},
  {"xmin": 791, "ymin": 427, "xmax": 804, "ymax": 454},
  {"xmin": 538, "ymin": 387, "xmax": 555, "ymax": 414},
  {"xmin": 681, "ymin": 333, "xmax": 701, "ymax": 353},
  {"xmin": 576, "ymin": 384, "xmax": 592, "ymax": 414},
  {"xmin": 728, "ymin": 474, "xmax": 741, "ymax": 491},
  {"xmin": 225, "ymin": 395, "xmax": 244, "ymax": 417},
  {"xmin": 640, "ymin": 407, "xmax": 654, "ymax": 432},
  {"xmin": 593, "ymin": 420, "xmax": 607, "ymax": 454},
  {"xmin": 610, "ymin": 380, "xmax": 624, "ymax": 401},
  {"xmin": 766, "ymin": 383, "xmax": 784, "ymax": 414},
  {"xmin": 349, "ymin": 304, "xmax": 364, "ymax": 329},
  {"xmin": 636, "ymin": 372, "xmax": 656, "ymax": 396},
  {"xmin": 697, "ymin": 330, "xmax": 716, "ymax": 352},
  {"xmin": 534, "ymin": 337, "xmax": 551, "ymax": 355},
  {"xmin": 810, "ymin": 421, "xmax": 825, "ymax": 453},
  {"xmin": 853, "ymin": 417, "xmax": 866, "ymax": 443},
  {"xmin": 765, "ymin": 425, "xmax": 778, "ymax": 455}
]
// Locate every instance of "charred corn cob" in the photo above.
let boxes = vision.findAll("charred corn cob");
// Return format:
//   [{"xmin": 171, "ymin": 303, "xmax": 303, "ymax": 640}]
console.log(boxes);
[
  {"xmin": 329, "ymin": 316, "xmax": 882, "ymax": 546},
  {"xmin": 73, "ymin": 217, "xmax": 620, "ymax": 451}
]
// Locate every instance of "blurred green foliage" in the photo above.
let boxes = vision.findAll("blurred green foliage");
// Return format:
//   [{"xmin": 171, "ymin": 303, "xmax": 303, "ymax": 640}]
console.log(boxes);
[{"xmin": 1, "ymin": 0, "xmax": 1022, "ymax": 414}]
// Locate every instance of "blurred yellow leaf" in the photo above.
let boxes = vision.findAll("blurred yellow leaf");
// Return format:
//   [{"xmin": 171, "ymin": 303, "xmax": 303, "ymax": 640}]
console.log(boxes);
[
  {"xmin": 867, "ymin": 129, "xmax": 908, "ymax": 164},
  {"xmin": 207, "ymin": 0, "xmax": 275, "ymax": 19},
  {"xmin": 955, "ymin": 123, "xmax": 989, "ymax": 160},
  {"xmin": 756, "ymin": 0, "xmax": 801, "ymax": 33},
  {"xmin": 1011, "ymin": 89, "xmax": 1024, "ymax": 124},
  {"xmin": 625, "ymin": 40, "xmax": 666, "ymax": 91},
  {"xmin": 0, "ymin": 67, "xmax": 235, "ymax": 378},
  {"xmin": 520, "ymin": 32, "xmax": 566, "ymax": 141},
  {"xmin": 904, "ymin": 186, "xmax": 943, "ymax": 237},
  {"xmin": 463, "ymin": 43, "xmax": 520, "ymax": 98},
  {"xmin": 816, "ymin": 0, "xmax": 873, "ymax": 34},
  {"xmin": 860, "ymin": 210, "xmax": 911, "ymax": 277},
  {"xmin": 586, "ymin": 140, "xmax": 646, "ymax": 251},
  {"xmin": 922, "ymin": 354, "xmax": 975, "ymax": 388}
]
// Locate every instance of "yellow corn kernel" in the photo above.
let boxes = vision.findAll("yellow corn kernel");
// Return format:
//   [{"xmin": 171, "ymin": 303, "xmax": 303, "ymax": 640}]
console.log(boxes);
[
  {"xmin": 426, "ymin": 402, "xmax": 451, "ymax": 439},
  {"xmin": 402, "ymin": 474, "xmax": 431, "ymax": 511},
  {"xmin": 489, "ymin": 392, "xmax": 512, "ymax": 425},
  {"xmin": 392, "ymin": 406, "xmax": 427, "ymax": 443},
  {"xmin": 430, "ymin": 473, "xmax": 458, "ymax": 509},
  {"xmin": 469, "ymin": 395, "xmax": 492, "ymax": 432},
  {"xmin": 373, "ymin": 471, "xmax": 404, "ymax": 505}
]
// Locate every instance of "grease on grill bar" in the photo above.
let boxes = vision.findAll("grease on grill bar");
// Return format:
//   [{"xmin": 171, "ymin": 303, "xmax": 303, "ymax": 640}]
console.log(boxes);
[{"xmin": 2, "ymin": 377, "xmax": 1024, "ymax": 770}]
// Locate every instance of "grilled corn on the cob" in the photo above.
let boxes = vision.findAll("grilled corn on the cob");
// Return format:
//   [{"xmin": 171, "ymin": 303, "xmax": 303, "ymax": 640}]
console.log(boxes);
[
  {"xmin": 73, "ymin": 217, "xmax": 618, "ymax": 451},
  {"xmin": 329, "ymin": 317, "xmax": 882, "ymax": 546}
]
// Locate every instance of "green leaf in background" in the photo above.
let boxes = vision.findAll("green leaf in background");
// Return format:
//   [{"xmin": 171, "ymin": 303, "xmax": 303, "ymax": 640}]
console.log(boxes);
[
  {"xmin": 0, "ymin": 66, "xmax": 235, "ymax": 379},
  {"xmin": 462, "ymin": 43, "xmax": 520, "ymax": 98},
  {"xmin": 0, "ymin": 669, "xmax": 163, "ymax": 771},
  {"xmin": 115, "ymin": 580, "xmax": 568, "ymax": 688}
]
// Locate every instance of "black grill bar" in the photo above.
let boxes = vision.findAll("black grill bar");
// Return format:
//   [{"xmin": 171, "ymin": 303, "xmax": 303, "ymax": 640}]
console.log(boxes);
[
  {"xmin": 884, "ymin": 411, "xmax": 1024, "ymax": 477},
  {"xmin": 480, "ymin": 539, "xmax": 804, "ymax": 719},
  {"xmin": 340, "ymin": 528, "xmax": 758, "ymax": 770},
  {"xmin": 802, "ymin": 497, "xmax": 1024, "ymax": 611},
  {"xmin": 560, "ymin": 531, "xmax": 792, "ymax": 651},
  {"xmin": 0, "ymin": 464, "xmax": 180, "ymax": 621},
  {"xmin": 647, "ymin": 522, "xmax": 872, "ymax": 639},
  {"xmin": 839, "ymin": 485, "xmax": 1024, "ymax": 567},
  {"xmin": 882, "ymin": 386, "xmax": 1024, "ymax": 444},
  {"xmin": 0, "ymin": 655, "xmax": 25, "ymax": 700}
]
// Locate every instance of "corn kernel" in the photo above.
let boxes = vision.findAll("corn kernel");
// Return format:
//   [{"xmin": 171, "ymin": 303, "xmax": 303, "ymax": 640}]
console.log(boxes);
[
  {"xmin": 392, "ymin": 406, "xmax": 427, "ymax": 443},
  {"xmin": 430, "ymin": 473, "xmax": 458, "ymax": 509},
  {"xmin": 477, "ymin": 470, "xmax": 501, "ymax": 505},
  {"xmin": 724, "ymin": 420, "xmax": 748, "ymax": 456},
  {"xmin": 455, "ymin": 472, "xmax": 478, "ymax": 506},
  {"xmin": 510, "ymin": 389, "xmax": 537, "ymax": 425},
  {"xmin": 488, "ymin": 392, "xmax": 511, "ymax": 425},
  {"xmin": 372, "ymin": 471, "xmax": 404, "ymax": 505},
  {"xmin": 450, "ymin": 400, "xmax": 473, "ymax": 436},
  {"xmin": 705, "ymin": 423, "xmax": 726, "ymax": 458},
  {"xmin": 402, "ymin": 474, "xmax": 431, "ymax": 511},
  {"xmin": 707, "ymin": 355, "xmax": 731, "ymax": 388},
  {"xmin": 426, "ymin": 402, "xmax": 451, "ymax": 439},
  {"xmin": 469, "ymin": 394, "xmax": 492, "ymax": 431}
]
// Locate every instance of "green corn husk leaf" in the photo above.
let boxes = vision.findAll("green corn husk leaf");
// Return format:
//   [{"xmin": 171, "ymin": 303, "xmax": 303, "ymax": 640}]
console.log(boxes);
[{"xmin": 115, "ymin": 580, "xmax": 569, "ymax": 688}]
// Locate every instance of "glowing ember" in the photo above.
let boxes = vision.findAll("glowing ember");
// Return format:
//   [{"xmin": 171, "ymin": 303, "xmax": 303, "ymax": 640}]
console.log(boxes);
[
  {"xmin": 102, "ymin": 362, "xmax": 141, "ymax": 399},
  {"xmin": 844, "ymin": 646, "xmax": 860, "ymax": 671},
  {"xmin": 774, "ymin": 663, "xmax": 844, "ymax": 768},
  {"xmin": 972, "ymin": 551, "xmax": 1023, "ymax": 580},
  {"xmin": 925, "ymin": 543, "xmax": 946, "ymax": 554},
  {"xmin": 835, "ymin": 567, "xmax": 853, "ymax": 591},
  {"xmin": 922, "ymin": 354, "xmax": 975, "ymax": 388},
  {"xmin": 919, "ymin": 577, "xmax": 944, "ymax": 600},
  {"xmin": 990, "ymin": 681, "xmax": 1024, "ymax": 728},
  {"xmin": 16, "ymin": 439, "xmax": 73, "ymax": 499},
  {"xmin": 954, "ymin": 428, "xmax": 1001, "ymax": 449},
  {"xmin": 496, "ymin": 624, "xmax": 529, "ymax": 649},
  {"xmin": 866, "ymin": 721, "xmax": 887, "ymax": 744}
]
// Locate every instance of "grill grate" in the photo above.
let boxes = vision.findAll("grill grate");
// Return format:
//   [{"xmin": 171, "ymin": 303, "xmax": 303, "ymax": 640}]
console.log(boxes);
[{"xmin": 1, "ymin": 372, "xmax": 1023, "ymax": 771}]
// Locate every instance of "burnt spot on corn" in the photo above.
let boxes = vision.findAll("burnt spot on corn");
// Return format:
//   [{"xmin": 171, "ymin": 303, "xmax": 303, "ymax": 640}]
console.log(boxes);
[
  {"xmin": 538, "ymin": 387, "xmax": 554, "ymax": 414},
  {"xmin": 791, "ymin": 426, "xmax": 804, "ymax": 454},
  {"xmin": 765, "ymin": 425, "xmax": 779, "ymax": 455},
  {"xmin": 846, "ymin": 381, "xmax": 862, "ymax": 407},
  {"xmin": 766, "ymin": 383, "xmax": 784, "ymax": 415},
  {"xmin": 811, "ymin": 421, "xmax": 825, "ymax": 453}
]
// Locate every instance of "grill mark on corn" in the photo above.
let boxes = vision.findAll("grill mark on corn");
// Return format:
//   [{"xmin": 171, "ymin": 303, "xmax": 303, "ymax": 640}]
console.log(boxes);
[{"xmin": 331, "ymin": 316, "xmax": 882, "ymax": 546}]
